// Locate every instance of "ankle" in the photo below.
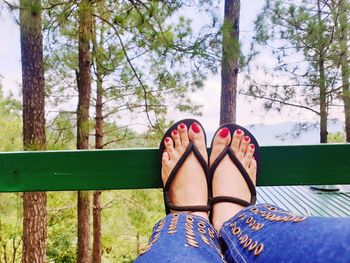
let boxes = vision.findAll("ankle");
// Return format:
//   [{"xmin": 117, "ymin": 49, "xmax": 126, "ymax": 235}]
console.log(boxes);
[
  {"xmin": 212, "ymin": 203, "xmax": 244, "ymax": 232},
  {"xmin": 191, "ymin": 211, "xmax": 209, "ymax": 220}
]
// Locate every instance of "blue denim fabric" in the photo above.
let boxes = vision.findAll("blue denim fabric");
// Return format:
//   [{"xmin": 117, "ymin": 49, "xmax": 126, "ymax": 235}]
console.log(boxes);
[
  {"xmin": 135, "ymin": 204, "xmax": 350, "ymax": 263},
  {"xmin": 220, "ymin": 203, "xmax": 350, "ymax": 263},
  {"xmin": 135, "ymin": 213, "xmax": 225, "ymax": 263}
]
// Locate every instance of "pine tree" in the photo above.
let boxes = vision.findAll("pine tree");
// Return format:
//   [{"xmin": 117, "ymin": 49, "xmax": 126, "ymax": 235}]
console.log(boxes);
[
  {"xmin": 220, "ymin": 0, "xmax": 240, "ymax": 124},
  {"xmin": 76, "ymin": 1, "xmax": 93, "ymax": 262},
  {"xmin": 19, "ymin": 0, "xmax": 47, "ymax": 262},
  {"xmin": 336, "ymin": 0, "xmax": 350, "ymax": 141},
  {"xmin": 245, "ymin": 0, "xmax": 341, "ymax": 142}
]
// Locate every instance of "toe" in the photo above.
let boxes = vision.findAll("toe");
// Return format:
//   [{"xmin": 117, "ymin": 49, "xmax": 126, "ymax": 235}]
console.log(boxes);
[
  {"xmin": 178, "ymin": 122, "xmax": 189, "ymax": 147},
  {"xmin": 243, "ymin": 143, "xmax": 255, "ymax": 167},
  {"xmin": 248, "ymin": 158, "xmax": 257, "ymax": 182},
  {"xmin": 188, "ymin": 122, "xmax": 207, "ymax": 155},
  {"xmin": 238, "ymin": 135, "xmax": 250, "ymax": 160},
  {"xmin": 231, "ymin": 129, "xmax": 244, "ymax": 153},
  {"xmin": 162, "ymin": 150, "xmax": 170, "ymax": 162},
  {"xmin": 209, "ymin": 127, "xmax": 231, "ymax": 166},
  {"xmin": 171, "ymin": 129, "xmax": 181, "ymax": 150},
  {"xmin": 161, "ymin": 150, "xmax": 171, "ymax": 182},
  {"xmin": 164, "ymin": 137, "xmax": 177, "ymax": 159}
]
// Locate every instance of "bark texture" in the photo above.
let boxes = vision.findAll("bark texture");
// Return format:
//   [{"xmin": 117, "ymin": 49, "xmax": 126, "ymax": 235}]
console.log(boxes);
[
  {"xmin": 92, "ymin": 191, "xmax": 102, "ymax": 263},
  {"xmin": 92, "ymin": 66, "xmax": 103, "ymax": 263},
  {"xmin": 76, "ymin": 1, "xmax": 93, "ymax": 262},
  {"xmin": 339, "ymin": 1, "xmax": 350, "ymax": 142},
  {"xmin": 20, "ymin": 1, "xmax": 47, "ymax": 262},
  {"xmin": 220, "ymin": 0, "xmax": 240, "ymax": 125},
  {"xmin": 317, "ymin": 0, "xmax": 328, "ymax": 143},
  {"xmin": 92, "ymin": 71, "xmax": 103, "ymax": 263},
  {"xmin": 91, "ymin": 13, "xmax": 103, "ymax": 263}
]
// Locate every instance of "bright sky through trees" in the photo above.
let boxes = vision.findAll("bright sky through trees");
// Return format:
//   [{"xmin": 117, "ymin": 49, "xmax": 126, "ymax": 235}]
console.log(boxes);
[{"xmin": 0, "ymin": 0, "xmax": 345, "ymax": 133}]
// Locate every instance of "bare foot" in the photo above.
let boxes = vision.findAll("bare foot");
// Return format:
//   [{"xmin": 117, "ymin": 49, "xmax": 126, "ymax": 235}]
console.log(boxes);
[
  {"xmin": 162, "ymin": 122, "xmax": 209, "ymax": 219},
  {"xmin": 210, "ymin": 127, "xmax": 257, "ymax": 232}
]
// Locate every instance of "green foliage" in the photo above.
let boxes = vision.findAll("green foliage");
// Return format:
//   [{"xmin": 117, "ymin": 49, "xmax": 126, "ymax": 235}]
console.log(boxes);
[
  {"xmin": 0, "ymin": 190, "xmax": 163, "ymax": 262},
  {"xmin": 47, "ymin": 112, "xmax": 76, "ymax": 150},
  {"xmin": 328, "ymin": 132, "xmax": 346, "ymax": 143},
  {"xmin": 0, "ymin": 193, "xmax": 22, "ymax": 263},
  {"xmin": 43, "ymin": 0, "xmax": 221, "ymax": 136},
  {"xmin": 47, "ymin": 192, "xmax": 77, "ymax": 262},
  {"xmin": 244, "ymin": 0, "xmax": 348, "ymax": 140},
  {"xmin": 0, "ymin": 82, "xmax": 22, "ymax": 151},
  {"xmin": 1, "ymin": 1, "xmax": 222, "ymax": 261}
]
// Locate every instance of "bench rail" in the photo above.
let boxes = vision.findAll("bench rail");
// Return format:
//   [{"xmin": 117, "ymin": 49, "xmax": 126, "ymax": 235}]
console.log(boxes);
[{"xmin": 0, "ymin": 144, "xmax": 349, "ymax": 192}]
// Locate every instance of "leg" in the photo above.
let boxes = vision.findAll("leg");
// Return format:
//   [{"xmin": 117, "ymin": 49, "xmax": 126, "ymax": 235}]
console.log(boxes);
[
  {"xmin": 219, "ymin": 203, "xmax": 350, "ymax": 263},
  {"xmin": 136, "ymin": 120, "xmax": 225, "ymax": 262},
  {"xmin": 210, "ymin": 127, "xmax": 350, "ymax": 263},
  {"xmin": 135, "ymin": 213, "xmax": 225, "ymax": 263}
]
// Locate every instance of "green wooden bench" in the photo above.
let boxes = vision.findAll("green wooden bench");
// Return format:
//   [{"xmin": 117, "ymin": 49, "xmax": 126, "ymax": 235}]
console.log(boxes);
[{"xmin": 1, "ymin": 144, "xmax": 349, "ymax": 217}]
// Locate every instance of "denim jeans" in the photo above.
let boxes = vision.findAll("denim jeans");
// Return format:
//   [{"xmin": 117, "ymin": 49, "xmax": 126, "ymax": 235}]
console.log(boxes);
[{"xmin": 135, "ymin": 204, "xmax": 350, "ymax": 263}]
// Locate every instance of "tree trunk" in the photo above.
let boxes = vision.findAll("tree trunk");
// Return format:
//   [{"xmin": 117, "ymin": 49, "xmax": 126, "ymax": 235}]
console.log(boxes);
[
  {"xmin": 77, "ymin": 1, "xmax": 93, "ymax": 262},
  {"xmin": 136, "ymin": 232, "xmax": 140, "ymax": 255},
  {"xmin": 319, "ymin": 57, "xmax": 327, "ymax": 143},
  {"xmin": 19, "ymin": 1, "xmax": 47, "ymax": 262},
  {"xmin": 317, "ymin": 0, "xmax": 328, "ymax": 143},
  {"xmin": 91, "ymin": 71, "xmax": 103, "ymax": 263},
  {"xmin": 92, "ymin": 71, "xmax": 103, "ymax": 263},
  {"xmin": 92, "ymin": 191, "xmax": 102, "ymax": 263},
  {"xmin": 339, "ymin": 0, "xmax": 350, "ymax": 142},
  {"xmin": 220, "ymin": 0, "xmax": 240, "ymax": 125},
  {"xmin": 91, "ymin": 11, "xmax": 104, "ymax": 263}
]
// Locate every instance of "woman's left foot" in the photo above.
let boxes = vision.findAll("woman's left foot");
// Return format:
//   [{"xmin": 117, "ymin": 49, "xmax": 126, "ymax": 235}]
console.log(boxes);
[
  {"xmin": 162, "ymin": 122, "xmax": 209, "ymax": 219},
  {"xmin": 210, "ymin": 128, "xmax": 257, "ymax": 231}
]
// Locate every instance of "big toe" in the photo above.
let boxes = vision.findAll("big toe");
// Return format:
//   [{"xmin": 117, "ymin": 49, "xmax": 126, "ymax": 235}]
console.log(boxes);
[
  {"xmin": 188, "ymin": 122, "xmax": 207, "ymax": 157},
  {"xmin": 210, "ymin": 127, "xmax": 231, "ymax": 166}
]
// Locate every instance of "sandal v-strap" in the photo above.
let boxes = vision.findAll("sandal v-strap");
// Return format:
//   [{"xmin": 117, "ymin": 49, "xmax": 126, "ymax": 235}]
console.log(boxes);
[
  {"xmin": 159, "ymin": 119, "xmax": 211, "ymax": 215},
  {"xmin": 208, "ymin": 123, "xmax": 261, "ymax": 213}
]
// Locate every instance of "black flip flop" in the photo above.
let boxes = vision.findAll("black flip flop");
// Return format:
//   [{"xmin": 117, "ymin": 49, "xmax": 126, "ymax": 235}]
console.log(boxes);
[
  {"xmin": 208, "ymin": 123, "xmax": 261, "ymax": 221},
  {"xmin": 159, "ymin": 119, "xmax": 211, "ymax": 215}
]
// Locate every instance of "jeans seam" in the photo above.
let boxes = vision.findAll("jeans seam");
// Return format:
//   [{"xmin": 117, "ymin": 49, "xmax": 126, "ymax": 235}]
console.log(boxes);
[{"xmin": 221, "ymin": 228, "xmax": 248, "ymax": 263}]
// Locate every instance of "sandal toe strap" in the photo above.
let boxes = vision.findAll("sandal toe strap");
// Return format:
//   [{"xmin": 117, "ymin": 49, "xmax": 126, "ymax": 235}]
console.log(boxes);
[
  {"xmin": 210, "ymin": 146, "xmax": 257, "ymax": 205},
  {"xmin": 163, "ymin": 142, "xmax": 210, "ymax": 212}
]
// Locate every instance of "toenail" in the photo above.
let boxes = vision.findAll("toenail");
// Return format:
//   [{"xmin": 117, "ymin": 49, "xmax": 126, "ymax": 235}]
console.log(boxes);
[
  {"xmin": 250, "ymin": 144, "xmax": 255, "ymax": 149},
  {"xmin": 244, "ymin": 136, "xmax": 250, "ymax": 142},
  {"xmin": 191, "ymin": 122, "xmax": 201, "ymax": 133},
  {"xmin": 165, "ymin": 137, "xmax": 170, "ymax": 143},
  {"xmin": 164, "ymin": 149, "xmax": 167, "ymax": 152},
  {"xmin": 179, "ymin": 123, "xmax": 185, "ymax": 129},
  {"xmin": 219, "ymin": 128, "xmax": 229, "ymax": 138},
  {"xmin": 173, "ymin": 130, "xmax": 178, "ymax": 135},
  {"xmin": 236, "ymin": 129, "xmax": 242, "ymax": 135}
]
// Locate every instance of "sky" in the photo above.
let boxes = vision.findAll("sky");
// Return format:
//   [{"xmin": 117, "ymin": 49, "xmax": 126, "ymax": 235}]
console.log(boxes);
[{"xmin": 0, "ymin": 1, "xmax": 345, "ymax": 134}]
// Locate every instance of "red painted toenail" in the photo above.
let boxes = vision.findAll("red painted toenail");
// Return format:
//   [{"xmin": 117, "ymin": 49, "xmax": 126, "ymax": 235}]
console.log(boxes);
[
  {"xmin": 219, "ymin": 128, "xmax": 229, "ymax": 138},
  {"xmin": 244, "ymin": 136, "xmax": 250, "ymax": 142},
  {"xmin": 191, "ymin": 122, "xmax": 201, "ymax": 133},
  {"xmin": 165, "ymin": 137, "xmax": 170, "ymax": 143},
  {"xmin": 236, "ymin": 129, "xmax": 242, "ymax": 135},
  {"xmin": 250, "ymin": 144, "xmax": 255, "ymax": 149},
  {"xmin": 173, "ymin": 130, "xmax": 178, "ymax": 135},
  {"xmin": 179, "ymin": 123, "xmax": 185, "ymax": 129}
]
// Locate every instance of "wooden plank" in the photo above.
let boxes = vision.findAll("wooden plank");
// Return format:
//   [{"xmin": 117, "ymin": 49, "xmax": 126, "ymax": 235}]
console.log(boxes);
[{"xmin": 0, "ymin": 144, "xmax": 349, "ymax": 192}]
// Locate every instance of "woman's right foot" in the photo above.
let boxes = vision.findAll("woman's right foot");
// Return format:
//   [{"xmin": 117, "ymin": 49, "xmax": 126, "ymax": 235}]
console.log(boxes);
[
  {"xmin": 162, "ymin": 122, "xmax": 209, "ymax": 220},
  {"xmin": 210, "ymin": 128, "xmax": 257, "ymax": 232}
]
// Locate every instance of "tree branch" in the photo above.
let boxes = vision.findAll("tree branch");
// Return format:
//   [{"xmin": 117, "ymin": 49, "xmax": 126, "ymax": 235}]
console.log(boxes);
[{"xmin": 241, "ymin": 92, "xmax": 320, "ymax": 115}]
